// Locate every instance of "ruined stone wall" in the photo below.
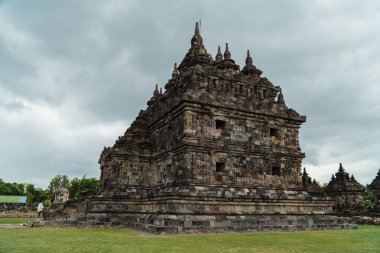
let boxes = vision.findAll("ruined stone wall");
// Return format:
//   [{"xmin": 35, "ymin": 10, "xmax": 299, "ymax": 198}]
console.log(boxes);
[{"xmin": 0, "ymin": 204, "xmax": 35, "ymax": 218}]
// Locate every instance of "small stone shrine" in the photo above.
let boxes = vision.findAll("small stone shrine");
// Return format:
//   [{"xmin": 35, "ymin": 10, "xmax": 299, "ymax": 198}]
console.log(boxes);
[
  {"xmin": 325, "ymin": 163, "xmax": 365, "ymax": 215},
  {"xmin": 45, "ymin": 23, "xmax": 351, "ymax": 233},
  {"xmin": 370, "ymin": 169, "xmax": 380, "ymax": 213}
]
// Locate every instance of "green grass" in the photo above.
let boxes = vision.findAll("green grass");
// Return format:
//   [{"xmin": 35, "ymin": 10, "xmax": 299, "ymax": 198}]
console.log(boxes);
[
  {"xmin": 0, "ymin": 217, "xmax": 30, "ymax": 224},
  {"xmin": 0, "ymin": 225, "xmax": 379, "ymax": 253}
]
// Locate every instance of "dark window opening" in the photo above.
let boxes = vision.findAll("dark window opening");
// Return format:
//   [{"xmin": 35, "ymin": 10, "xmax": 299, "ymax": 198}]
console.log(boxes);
[
  {"xmin": 216, "ymin": 162, "xmax": 225, "ymax": 172},
  {"xmin": 167, "ymin": 125, "xmax": 172, "ymax": 131},
  {"xmin": 272, "ymin": 166, "xmax": 281, "ymax": 176},
  {"xmin": 215, "ymin": 120, "xmax": 226, "ymax": 129},
  {"xmin": 213, "ymin": 79, "xmax": 217, "ymax": 88},
  {"xmin": 270, "ymin": 128, "xmax": 278, "ymax": 137},
  {"xmin": 263, "ymin": 90, "xmax": 268, "ymax": 99}
]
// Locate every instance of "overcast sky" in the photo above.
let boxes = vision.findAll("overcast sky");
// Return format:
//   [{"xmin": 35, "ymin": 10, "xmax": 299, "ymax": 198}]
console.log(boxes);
[{"xmin": 1, "ymin": 0, "xmax": 379, "ymax": 188}]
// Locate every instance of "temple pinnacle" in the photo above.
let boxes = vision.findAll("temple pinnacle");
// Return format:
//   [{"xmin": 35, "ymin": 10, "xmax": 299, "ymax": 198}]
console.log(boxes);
[
  {"xmin": 195, "ymin": 22, "xmax": 200, "ymax": 36},
  {"xmin": 339, "ymin": 163, "xmax": 344, "ymax": 172},
  {"xmin": 224, "ymin": 43, "xmax": 231, "ymax": 60},
  {"xmin": 277, "ymin": 88, "xmax": 285, "ymax": 105},
  {"xmin": 172, "ymin": 62, "xmax": 178, "ymax": 78},
  {"xmin": 215, "ymin": 46, "xmax": 223, "ymax": 62},
  {"xmin": 245, "ymin": 50, "xmax": 253, "ymax": 66},
  {"xmin": 154, "ymin": 84, "xmax": 159, "ymax": 96}
]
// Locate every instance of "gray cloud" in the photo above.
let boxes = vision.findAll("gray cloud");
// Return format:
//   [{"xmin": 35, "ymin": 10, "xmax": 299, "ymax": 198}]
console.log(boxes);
[{"xmin": 0, "ymin": 0, "xmax": 379, "ymax": 187}]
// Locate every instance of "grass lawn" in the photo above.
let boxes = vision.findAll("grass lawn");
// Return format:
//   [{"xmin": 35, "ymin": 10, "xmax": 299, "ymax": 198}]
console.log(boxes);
[
  {"xmin": 0, "ymin": 217, "xmax": 30, "ymax": 224},
  {"xmin": 0, "ymin": 224, "xmax": 379, "ymax": 253}
]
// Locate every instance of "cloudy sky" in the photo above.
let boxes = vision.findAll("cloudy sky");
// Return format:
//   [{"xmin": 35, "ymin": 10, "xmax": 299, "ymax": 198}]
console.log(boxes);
[{"xmin": 0, "ymin": 0, "xmax": 379, "ymax": 188}]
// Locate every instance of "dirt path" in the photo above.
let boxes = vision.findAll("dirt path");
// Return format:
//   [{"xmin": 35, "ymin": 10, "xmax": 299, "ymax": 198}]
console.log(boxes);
[{"xmin": 0, "ymin": 224, "xmax": 28, "ymax": 228}]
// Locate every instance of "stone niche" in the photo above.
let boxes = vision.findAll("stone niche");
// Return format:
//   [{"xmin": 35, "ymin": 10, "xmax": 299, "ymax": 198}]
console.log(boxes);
[{"xmin": 45, "ymin": 22, "xmax": 352, "ymax": 234}]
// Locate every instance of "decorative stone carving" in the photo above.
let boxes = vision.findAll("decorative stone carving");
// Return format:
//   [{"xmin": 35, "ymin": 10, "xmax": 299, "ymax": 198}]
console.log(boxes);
[{"xmin": 54, "ymin": 180, "xmax": 69, "ymax": 204}]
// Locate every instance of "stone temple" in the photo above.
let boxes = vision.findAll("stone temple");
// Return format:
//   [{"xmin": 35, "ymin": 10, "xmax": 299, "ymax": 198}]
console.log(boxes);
[{"xmin": 46, "ymin": 23, "xmax": 351, "ymax": 233}]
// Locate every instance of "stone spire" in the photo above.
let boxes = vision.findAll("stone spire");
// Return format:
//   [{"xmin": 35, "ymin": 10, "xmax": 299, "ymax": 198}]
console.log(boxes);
[
  {"xmin": 223, "ymin": 43, "xmax": 231, "ymax": 60},
  {"xmin": 215, "ymin": 46, "xmax": 223, "ymax": 62},
  {"xmin": 338, "ymin": 163, "xmax": 344, "ymax": 173},
  {"xmin": 154, "ymin": 84, "xmax": 159, "ymax": 96},
  {"xmin": 370, "ymin": 169, "xmax": 380, "ymax": 190},
  {"xmin": 215, "ymin": 42, "xmax": 239, "ymax": 70},
  {"xmin": 245, "ymin": 50, "xmax": 253, "ymax": 66},
  {"xmin": 241, "ymin": 49, "xmax": 262, "ymax": 76},
  {"xmin": 191, "ymin": 22, "xmax": 205, "ymax": 50},
  {"xmin": 195, "ymin": 21, "xmax": 200, "ymax": 35},
  {"xmin": 178, "ymin": 22, "xmax": 211, "ymax": 71},
  {"xmin": 277, "ymin": 88, "xmax": 285, "ymax": 105},
  {"xmin": 302, "ymin": 167, "xmax": 310, "ymax": 186},
  {"xmin": 172, "ymin": 62, "xmax": 179, "ymax": 79},
  {"xmin": 147, "ymin": 84, "xmax": 160, "ymax": 106},
  {"xmin": 302, "ymin": 167, "xmax": 308, "ymax": 177}
]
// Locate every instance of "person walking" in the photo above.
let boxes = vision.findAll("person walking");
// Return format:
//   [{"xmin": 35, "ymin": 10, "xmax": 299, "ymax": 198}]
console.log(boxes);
[{"xmin": 37, "ymin": 202, "xmax": 44, "ymax": 218}]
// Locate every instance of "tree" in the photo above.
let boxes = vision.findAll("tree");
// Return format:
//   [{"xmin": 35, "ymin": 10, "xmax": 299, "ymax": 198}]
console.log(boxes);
[
  {"xmin": 0, "ymin": 179, "xmax": 25, "ymax": 195},
  {"xmin": 33, "ymin": 187, "xmax": 49, "ymax": 204},
  {"xmin": 47, "ymin": 175, "xmax": 70, "ymax": 201},
  {"xmin": 363, "ymin": 184, "xmax": 374, "ymax": 209},
  {"xmin": 68, "ymin": 175, "xmax": 99, "ymax": 198},
  {"xmin": 48, "ymin": 175, "xmax": 70, "ymax": 193},
  {"xmin": 0, "ymin": 175, "xmax": 99, "ymax": 204},
  {"xmin": 25, "ymin": 184, "xmax": 36, "ymax": 205}
]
